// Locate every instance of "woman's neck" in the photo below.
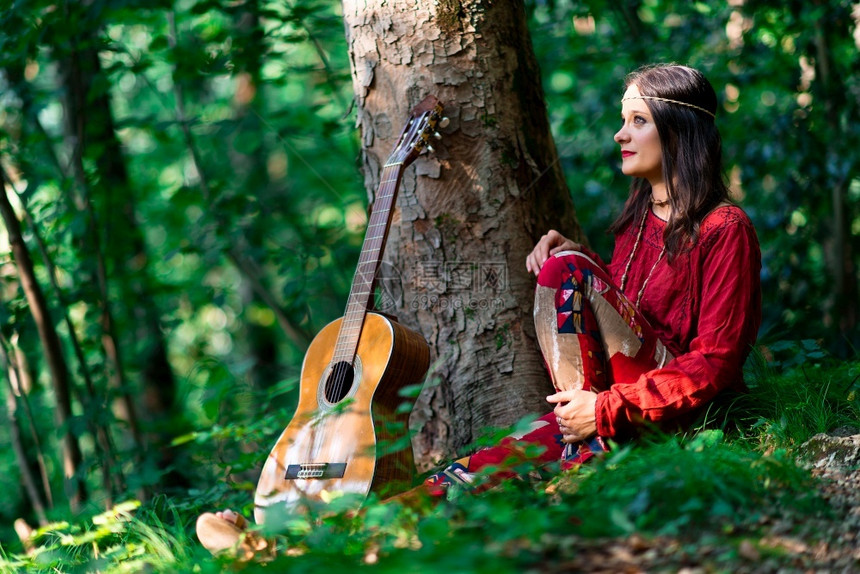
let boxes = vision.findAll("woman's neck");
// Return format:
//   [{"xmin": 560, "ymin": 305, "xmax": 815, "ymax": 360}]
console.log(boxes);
[
  {"xmin": 651, "ymin": 202, "xmax": 671, "ymax": 221},
  {"xmin": 649, "ymin": 183, "xmax": 671, "ymax": 221}
]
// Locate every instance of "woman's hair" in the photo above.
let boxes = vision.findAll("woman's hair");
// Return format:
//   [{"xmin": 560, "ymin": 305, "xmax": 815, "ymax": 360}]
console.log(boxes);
[{"xmin": 608, "ymin": 64, "xmax": 729, "ymax": 260}]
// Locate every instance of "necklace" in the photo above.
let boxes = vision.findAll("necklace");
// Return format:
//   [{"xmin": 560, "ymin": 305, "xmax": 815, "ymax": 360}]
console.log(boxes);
[
  {"xmin": 619, "ymin": 208, "xmax": 667, "ymax": 308},
  {"xmin": 650, "ymin": 192, "xmax": 670, "ymax": 207}
]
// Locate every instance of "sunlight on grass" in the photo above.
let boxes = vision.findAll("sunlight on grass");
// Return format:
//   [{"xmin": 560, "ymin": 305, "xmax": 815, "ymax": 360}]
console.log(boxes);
[{"xmin": 2, "ymin": 352, "xmax": 857, "ymax": 573}]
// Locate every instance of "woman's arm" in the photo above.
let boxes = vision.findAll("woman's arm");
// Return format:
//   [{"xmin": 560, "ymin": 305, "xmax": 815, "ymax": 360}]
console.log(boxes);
[{"xmin": 595, "ymin": 215, "xmax": 762, "ymax": 438}]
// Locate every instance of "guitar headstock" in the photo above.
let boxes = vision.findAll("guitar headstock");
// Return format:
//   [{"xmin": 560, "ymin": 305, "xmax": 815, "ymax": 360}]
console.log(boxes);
[{"xmin": 387, "ymin": 95, "xmax": 446, "ymax": 168}]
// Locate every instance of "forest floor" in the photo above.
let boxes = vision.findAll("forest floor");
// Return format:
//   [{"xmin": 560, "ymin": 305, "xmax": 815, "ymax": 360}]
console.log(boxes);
[{"xmin": 559, "ymin": 432, "xmax": 860, "ymax": 573}]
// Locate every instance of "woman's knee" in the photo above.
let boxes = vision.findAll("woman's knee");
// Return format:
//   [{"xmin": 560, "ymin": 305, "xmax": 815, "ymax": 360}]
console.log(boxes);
[{"xmin": 536, "ymin": 250, "xmax": 601, "ymax": 288}]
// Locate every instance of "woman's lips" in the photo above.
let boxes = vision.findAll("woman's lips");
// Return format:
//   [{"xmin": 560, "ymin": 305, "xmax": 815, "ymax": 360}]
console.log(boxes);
[{"xmin": 621, "ymin": 150, "xmax": 635, "ymax": 158}]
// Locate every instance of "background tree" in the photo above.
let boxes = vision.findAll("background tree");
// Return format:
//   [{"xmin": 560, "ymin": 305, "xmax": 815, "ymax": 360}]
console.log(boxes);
[
  {"xmin": 0, "ymin": 165, "xmax": 86, "ymax": 510},
  {"xmin": 0, "ymin": 0, "xmax": 857, "ymax": 548}
]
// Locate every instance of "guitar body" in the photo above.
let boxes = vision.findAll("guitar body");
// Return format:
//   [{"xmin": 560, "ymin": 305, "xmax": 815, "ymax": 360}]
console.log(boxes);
[
  {"xmin": 254, "ymin": 95, "xmax": 443, "ymax": 524},
  {"xmin": 254, "ymin": 312, "xmax": 430, "ymax": 523}
]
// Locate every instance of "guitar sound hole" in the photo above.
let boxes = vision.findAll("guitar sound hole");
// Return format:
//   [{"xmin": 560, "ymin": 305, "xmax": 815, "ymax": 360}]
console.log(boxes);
[{"xmin": 324, "ymin": 361, "xmax": 355, "ymax": 403}]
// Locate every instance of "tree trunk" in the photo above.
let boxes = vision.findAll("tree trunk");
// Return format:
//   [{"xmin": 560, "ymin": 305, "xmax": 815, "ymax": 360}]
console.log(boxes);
[
  {"xmin": 60, "ymin": 11, "xmax": 144, "ymax": 454},
  {"xmin": 0, "ymin": 167, "xmax": 86, "ymax": 510},
  {"xmin": 342, "ymin": 0, "xmax": 583, "ymax": 467},
  {"xmin": 812, "ymin": 14, "xmax": 858, "ymax": 348},
  {"xmin": 59, "ymin": 1, "xmax": 182, "ymax": 486},
  {"xmin": 227, "ymin": 1, "xmax": 284, "ymax": 390}
]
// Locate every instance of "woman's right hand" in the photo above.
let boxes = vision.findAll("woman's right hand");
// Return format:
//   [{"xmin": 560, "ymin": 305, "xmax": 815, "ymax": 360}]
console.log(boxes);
[{"xmin": 525, "ymin": 230, "xmax": 581, "ymax": 276}]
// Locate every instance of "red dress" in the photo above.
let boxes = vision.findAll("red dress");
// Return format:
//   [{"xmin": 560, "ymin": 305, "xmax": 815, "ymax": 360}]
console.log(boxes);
[
  {"xmin": 423, "ymin": 204, "xmax": 761, "ymax": 493},
  {"xmin": 599, "ymin": 204, "xmax": 762, "ymax": 437}
]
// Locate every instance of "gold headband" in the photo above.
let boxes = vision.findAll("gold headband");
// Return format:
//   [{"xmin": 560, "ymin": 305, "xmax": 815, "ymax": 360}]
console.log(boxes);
[{"xmin": 621, "ymin": 95, "xmax": 716, "ymax": 118}]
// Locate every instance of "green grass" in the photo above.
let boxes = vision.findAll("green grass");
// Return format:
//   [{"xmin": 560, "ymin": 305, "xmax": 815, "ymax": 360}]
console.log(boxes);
[
  {"xmin": 546, "ymin": 432, "xmax": 821, "ymax": 537},
  {"xmin": 730, "ymin": 344, "xmax": 860, "ymax": 449},
  {"xmin": 2, "ymin": 352, "xmax": 858, "ymax": 573},
  {"xmin": 0, "ymin": 435, "xmax": 827, "ymax": 573},
  {"xmin": 0, "ymin": 501, "xmax": 213, "ymax": 574},
  {"xmin": 219, "ymin": 431, "xmax": 825, "ymax": 573}
]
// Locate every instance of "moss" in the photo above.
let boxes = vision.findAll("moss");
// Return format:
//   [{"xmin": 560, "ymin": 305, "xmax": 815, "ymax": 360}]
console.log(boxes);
[
  {"xmin": 495, "ymin": 323, "xmax": 511, "ymax": 349},
  {"xmin": 481, "ymin": 109, "xmax": 498, "ymax": 128},
  {"xmin": 436, "ymin": 0, "xmax": 466, "ymax": 35}
]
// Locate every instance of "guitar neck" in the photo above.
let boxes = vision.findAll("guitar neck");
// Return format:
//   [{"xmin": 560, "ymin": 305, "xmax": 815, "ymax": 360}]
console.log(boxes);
[{"xmin": 332, "ymin": 162, "xmax": 404, "ymax": 363}]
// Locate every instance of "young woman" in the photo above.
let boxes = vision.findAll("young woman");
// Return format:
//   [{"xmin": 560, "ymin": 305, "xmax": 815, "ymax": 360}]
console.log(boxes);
[
  {"xmin": 197, "ymin": 63, "xmax": 762, "ymax": 550},
  {"xmin": 423, "ymin": 63, "xmax": 761, "ymax": 493}
]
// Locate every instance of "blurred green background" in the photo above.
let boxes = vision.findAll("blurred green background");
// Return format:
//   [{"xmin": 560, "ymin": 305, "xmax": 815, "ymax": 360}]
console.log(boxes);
[{"xmin": 0, "ymin": 0, "xmax": 857, "ymax": 548}]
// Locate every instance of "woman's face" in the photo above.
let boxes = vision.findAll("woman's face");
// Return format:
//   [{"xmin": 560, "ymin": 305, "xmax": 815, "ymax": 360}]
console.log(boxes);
[{"xmin": 614, "ymin": 85, "xmax": 664, "ymax": 188}]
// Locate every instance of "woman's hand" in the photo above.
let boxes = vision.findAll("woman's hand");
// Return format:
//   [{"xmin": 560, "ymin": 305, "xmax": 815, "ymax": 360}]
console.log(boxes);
[
  {"xmin": 546, "ymin": 389, "xmax": 598, "ymax": 443},
  {"xmin": 525, "ymin": 230, "xmax": 581, "ymax": 276}
]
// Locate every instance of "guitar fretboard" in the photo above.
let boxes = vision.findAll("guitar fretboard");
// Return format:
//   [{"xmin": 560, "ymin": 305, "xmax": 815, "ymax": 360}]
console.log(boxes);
[{"xmin": 331, "ymin": 163, "xmax": 403, "ymax": 364}]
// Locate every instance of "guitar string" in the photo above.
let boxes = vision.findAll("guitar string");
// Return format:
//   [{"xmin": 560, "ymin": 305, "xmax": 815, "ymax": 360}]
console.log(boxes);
[
  {"xmin": 268, "ymin": 109, "xmax": 436, "ymax": 477},
  {"xmin": 330, "ymin": 170, "xmax": 400, "ymax": 400},
  {"xmin": 330, "ymin": 112, "xmax": 436, "ymax": 400}
]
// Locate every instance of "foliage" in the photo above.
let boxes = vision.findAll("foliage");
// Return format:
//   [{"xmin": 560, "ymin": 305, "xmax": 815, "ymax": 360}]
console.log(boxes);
[
  {"xmin": 0, "ymin": 500, "xmax": 212, "ymax": 574},
  {"xmin": 732, "ymin": 342, "xmax": 860, "ymax": 449},
  {"xmin": 528, "ymin": 0, "xmax": 860, "ymax": 351},
  {"xmin": 0, "ymin": 423, "xmax": 830, "ymax": 573},
  {"xmin": 0, "ymin": 0, "xmax": 361, "ymax": 540},
  {"xmin": 0, "ymin": 0, "xmax": 858, "ymax": 570}
]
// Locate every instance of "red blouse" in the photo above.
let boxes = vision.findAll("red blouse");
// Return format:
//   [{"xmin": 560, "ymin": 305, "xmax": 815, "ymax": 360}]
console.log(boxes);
[{"xmin": 596, "ymin": 204, "xmax": 762, "ymax": 438}]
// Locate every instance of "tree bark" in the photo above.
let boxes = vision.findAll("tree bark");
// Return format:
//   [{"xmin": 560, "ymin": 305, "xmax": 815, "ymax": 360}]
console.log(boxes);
[{"xmin": 342, "ymin": 0, "xmax": 583, "ymax": 467}]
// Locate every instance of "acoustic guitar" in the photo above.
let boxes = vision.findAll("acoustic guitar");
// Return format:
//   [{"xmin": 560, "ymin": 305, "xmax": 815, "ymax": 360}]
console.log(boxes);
[{"xmin": 254, "ymin": 96, "xmax": 444, "ymax": 523}]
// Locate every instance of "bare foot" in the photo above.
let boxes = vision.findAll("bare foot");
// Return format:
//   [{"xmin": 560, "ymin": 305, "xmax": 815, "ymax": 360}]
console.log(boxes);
[
  {"xmin": 214, "ymin": 509, "xmax": 246, "ymax": 529},
  {"xmin": 196, "ymin": 509, "xmax": 269, "ymax": 559}
]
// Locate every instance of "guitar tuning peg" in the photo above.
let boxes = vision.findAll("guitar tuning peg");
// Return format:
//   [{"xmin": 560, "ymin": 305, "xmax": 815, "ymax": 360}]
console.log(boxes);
[
  {"xmin": 433, "ymin": 132, "xmax": 442, "ymax": 140},
  {"xmin": 438, "ymin": 117, "xmax": 450, "ymax": 129},
  {"xmin": 426, "ymin": 144, "xmax": 435, "ymax": 154}
]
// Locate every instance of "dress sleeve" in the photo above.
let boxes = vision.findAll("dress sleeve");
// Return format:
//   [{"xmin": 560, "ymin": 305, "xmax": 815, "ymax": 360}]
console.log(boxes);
[{"xmin": 594, "ymin": 215, "xmax": 762, "ymax": 438}]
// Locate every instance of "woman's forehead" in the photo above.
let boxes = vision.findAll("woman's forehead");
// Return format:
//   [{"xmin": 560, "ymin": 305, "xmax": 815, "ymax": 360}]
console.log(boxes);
[
  {"xmin": 621, "ymin": 85, "xmax": 652, "ymax": 116},
  {"xmin": 623, "ymin": 84, "xmax": 641, "ymax": 99}
]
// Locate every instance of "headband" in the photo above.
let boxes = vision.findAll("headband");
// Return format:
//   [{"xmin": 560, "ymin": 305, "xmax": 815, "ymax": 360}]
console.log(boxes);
[{"xmin": 621, "ymin": 95, "xmax": 716, "ymax": 118}]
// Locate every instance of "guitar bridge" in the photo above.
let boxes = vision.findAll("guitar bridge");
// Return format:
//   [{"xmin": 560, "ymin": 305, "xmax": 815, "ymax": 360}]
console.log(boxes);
[{"xmin": 284, "ymin": 462, "xmax": 347, "ymax": 480}]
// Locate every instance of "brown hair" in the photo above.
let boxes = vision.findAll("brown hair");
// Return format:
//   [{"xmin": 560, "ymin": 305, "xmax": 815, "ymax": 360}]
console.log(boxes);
[{"xmin": 608, "ymin": 64, "xmax": 729, "ymax": 260}]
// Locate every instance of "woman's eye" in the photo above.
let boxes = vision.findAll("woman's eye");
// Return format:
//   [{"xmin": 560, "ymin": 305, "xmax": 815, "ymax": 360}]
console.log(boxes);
[{"xmin": 620, "ymin": 115, "xmax": 647, "ymax": 127}]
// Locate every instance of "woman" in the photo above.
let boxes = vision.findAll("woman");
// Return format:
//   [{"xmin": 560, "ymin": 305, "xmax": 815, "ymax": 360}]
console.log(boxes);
[
  {"xmin": 197, "ymin": 63, "xmax": 762, "ymax": 550},
  {"xmin": 423, "ymin": 63, "xmax": 761, "ymax": 493}
]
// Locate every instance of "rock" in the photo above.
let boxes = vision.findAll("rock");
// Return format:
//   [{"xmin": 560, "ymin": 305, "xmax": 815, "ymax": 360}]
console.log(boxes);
[{"xmin": 797, "ymin": 433, "xmax": 860, "ymax": 470}]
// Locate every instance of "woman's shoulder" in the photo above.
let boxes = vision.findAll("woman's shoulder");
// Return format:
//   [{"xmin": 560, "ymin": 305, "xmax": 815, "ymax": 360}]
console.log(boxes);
[
  {"xmin": 700, "ymin": 203, "xmax": 755, "ymax": 234},
  {"xmin": 698, "ymin": 203, "xmax": 758, "ymax": 250}
]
